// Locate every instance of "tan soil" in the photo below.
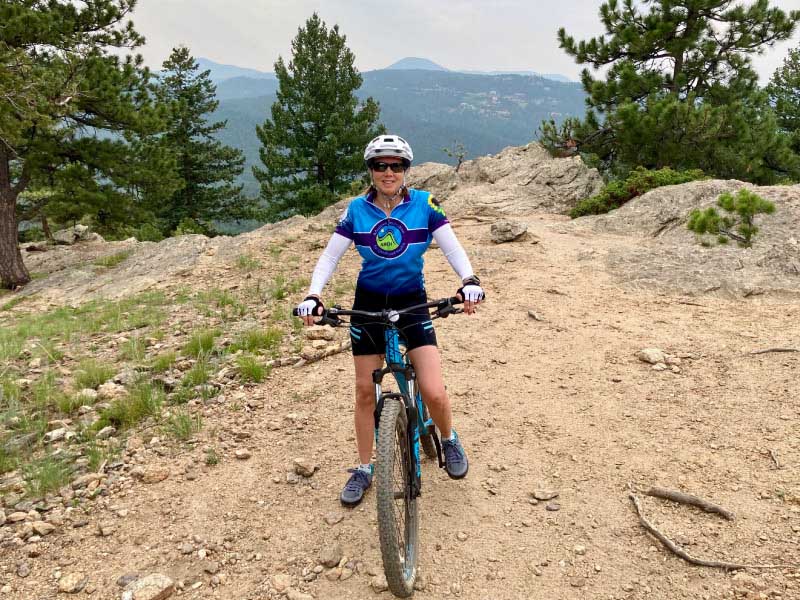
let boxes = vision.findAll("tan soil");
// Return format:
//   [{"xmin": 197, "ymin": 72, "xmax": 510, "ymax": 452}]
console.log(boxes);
[{"xmin": 2, "ymin": 213, "xmax": 799, "ymax": 600}]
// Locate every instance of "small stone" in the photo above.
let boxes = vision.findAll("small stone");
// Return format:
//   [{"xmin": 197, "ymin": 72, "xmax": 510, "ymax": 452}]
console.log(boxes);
[
  {"xmin": 96, "ymin": 426, "xmax": 117, "ymax": 440},
  {"xmin": 140, "ymin": 467, "xmax": 170, "ymax": 484},
  {"xmin": 31, "ymin": 521, "xmax": 56, "ymax": 536},
  {"xmin": 293, "ymin": 458, "xmax": 317, "ymax": 477},
  {"xmin": 58, "ymin": 572, "xmax": 87, "ymax": 593},
  {"xmin": 17, "ymin": 562, "xmax": 31, "ymax": 578},
  {"xmin": 545, "ymin": 502, "xmax": 561, "ymax": 512},
  {"xmin": 371, "ymin": 574, "xmax": 389, "ymax": 592},
  {"xmin": 450, "ymin": 581, "xmax": 463, "ymax": 595},
  {"xmin": 96, "ymin": 521, "xmax": 116, "ymax": 537},
  {"xmin": 570, "ymin": 576, "xmax": 586, "ymax": 588},
  {"xmin": 287, "ymin": 590, "xmax": 314, "ymax": 600},
  {"xmin": 532, "ymin": 489, "xmax": 559, "ymax": 501},
  {"xmin": 122, "ymin": 573, "xmax": 174, "ymax": 600},
  {"xmin": 271, "ymin": 573, "xmax": 292, "ymax": 592},
  {"xmin": 456, "ymin": 531, "xmax": 468, "ymax": 542},
  {"xmin": 202, "ymin": 561, "xmax": 220, "ymax": 575},
  {"xmin": 7, "ymin": 512, "xmax": 28, "ymax": 523},
  {"xmin": 574, "ymin": 545, "xmax": 586, "ymax": 555},
  {"xmin": 637, "ymin": 348, "xmax": 666, "ymax": 364},
  {"xmin": 44, "ymin": 427, "xmax": 68, "ymax": 443},
  {"xmin": 319, "ymin": 542, "xmax": 343, "ymax": 568},
  {"xmin": 180, "ymin": 543, "xmax": 194, "ymax": 555},
  {"xmin": 234, "ymin": 449, "xmax": 251, "ymax": 460},
  {"xmin": 324, "ymin": 512, "xmax": 343, "ymax": 525},
  {"xmin": 652, "ymin": 362, "xmax": 668, "ymax": 371},
  {"xmin": 116, "ymin": 574, "xmax": 139, "ymax": 588}
]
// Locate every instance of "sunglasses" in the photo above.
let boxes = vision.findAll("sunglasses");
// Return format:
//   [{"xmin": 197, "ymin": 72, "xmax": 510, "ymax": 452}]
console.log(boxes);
[{"xmin": 371, "ymin": 161, "xmax": 406, "ymax": 173}]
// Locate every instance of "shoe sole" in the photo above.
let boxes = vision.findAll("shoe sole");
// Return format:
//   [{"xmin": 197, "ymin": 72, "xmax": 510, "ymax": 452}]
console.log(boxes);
[{"xmin": 445, "ymin": 463, "xmax": 469, "ymax": 480}]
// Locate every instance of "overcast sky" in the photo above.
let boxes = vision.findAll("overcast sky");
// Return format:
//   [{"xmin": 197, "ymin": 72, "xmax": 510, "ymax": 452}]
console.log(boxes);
[{"xmin": 130, "ymin": 0, "xmax": 800, "ymax": 82}]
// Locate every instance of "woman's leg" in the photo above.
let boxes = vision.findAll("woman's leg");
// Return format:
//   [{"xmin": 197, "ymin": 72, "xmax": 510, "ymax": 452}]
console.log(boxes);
[
  {"xmin": 407, "ymin": 345, "xmax": 452, "ymax": 438},
  {"xmin": 353, "ymin": 354, "xmax": 383, "ymax": 464}
]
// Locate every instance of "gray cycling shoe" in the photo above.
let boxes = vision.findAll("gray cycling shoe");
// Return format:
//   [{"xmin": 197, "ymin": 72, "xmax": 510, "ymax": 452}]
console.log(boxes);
[
  {"xmin": 340, "ymin": 468, "xmax": 372, "ymax": 507},
  {"xmin": 442, "ymin": 430, "xmax": 469, "ymax": 479}
]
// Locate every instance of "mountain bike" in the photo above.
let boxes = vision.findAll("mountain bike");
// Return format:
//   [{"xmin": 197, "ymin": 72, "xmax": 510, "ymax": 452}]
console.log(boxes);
[{"xmin": 294, "ymin": 296, "xmax": 463, "ymax": 596}]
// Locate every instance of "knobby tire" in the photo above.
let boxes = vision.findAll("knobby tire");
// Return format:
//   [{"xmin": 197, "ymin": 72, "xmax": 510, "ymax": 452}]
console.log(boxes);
[{"xmin": 376, "ymin": 396, "xmax": 418, "ymax": 597}]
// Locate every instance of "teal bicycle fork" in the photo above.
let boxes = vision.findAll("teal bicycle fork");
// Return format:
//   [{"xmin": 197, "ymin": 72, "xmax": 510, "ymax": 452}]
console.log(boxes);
[{"xmin": 371, "ymin": 327, "xmax": 441, "ymax": 499}]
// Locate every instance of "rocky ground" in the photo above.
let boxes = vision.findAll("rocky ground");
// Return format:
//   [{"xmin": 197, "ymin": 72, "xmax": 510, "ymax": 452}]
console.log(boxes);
[{"xmin": 1, "ymin": 149, "xmax": 798, "ymax": 599}]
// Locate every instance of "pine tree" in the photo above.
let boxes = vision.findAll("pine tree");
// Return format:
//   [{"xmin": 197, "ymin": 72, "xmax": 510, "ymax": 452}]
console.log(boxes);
[
  {"xmin": 254, "ymin": 13, "xmax": 382, "ymax": 220},
  {"xmin": 0, "ymin": 0, "xmax": 159, "ymax": 288},
  {"xmin": 153, "ymin": 47, "xmax": 251, "ymax": 234},
  {"xmin": 542, "ymin": 0, "xmax": 800, "ymax": 183},
  {"xmin": 768, "ymin": 45, "xmax": 800, "ymax": 155}
]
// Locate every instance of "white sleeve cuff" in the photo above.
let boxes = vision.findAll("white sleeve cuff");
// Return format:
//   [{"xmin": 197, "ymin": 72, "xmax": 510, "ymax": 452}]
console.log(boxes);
[
  {"xmin": 308, "ymin": 233, "xmax": 352, "ymax": 296},
  {"xmin": 432, "ymin": 223, "xmax": 474, "ymax": 281}
]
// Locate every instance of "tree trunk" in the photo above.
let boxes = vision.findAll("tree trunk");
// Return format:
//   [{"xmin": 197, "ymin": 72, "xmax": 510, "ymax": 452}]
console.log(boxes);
[
  {"xmin": 41, "ymin": 214, "xmax": 52, "ymax": 240},
  {"xmin": 0, "ymin": 150, "xmax": 31, "ymax": 289}
]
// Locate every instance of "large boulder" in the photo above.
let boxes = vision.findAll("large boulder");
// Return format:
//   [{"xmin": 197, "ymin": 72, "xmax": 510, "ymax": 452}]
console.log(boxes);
[{"xmin": 406, "ymin": 143, "xmax": 603, "ymax": 217}]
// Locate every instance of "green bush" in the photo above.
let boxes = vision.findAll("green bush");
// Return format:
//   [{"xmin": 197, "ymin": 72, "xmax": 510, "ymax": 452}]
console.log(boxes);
[
  {"xmin": 688, "ymin": 188, "xmax": 776, "ymax": 248},
  {"xmin": 570, "ymin": 167, "xmax": 706, "ymax": 218}
]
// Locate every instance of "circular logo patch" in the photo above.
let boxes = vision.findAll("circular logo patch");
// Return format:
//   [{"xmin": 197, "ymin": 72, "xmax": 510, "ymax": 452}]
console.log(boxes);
[{"xmin": 371, "ymin": 219, "xmax": 408, "ymax": 258}]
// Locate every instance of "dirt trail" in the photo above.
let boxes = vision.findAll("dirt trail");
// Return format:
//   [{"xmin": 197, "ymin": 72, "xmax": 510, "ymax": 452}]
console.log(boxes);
[{"xmin": 3, "ymin": 215, "xmax": 799, "ymax": 600}]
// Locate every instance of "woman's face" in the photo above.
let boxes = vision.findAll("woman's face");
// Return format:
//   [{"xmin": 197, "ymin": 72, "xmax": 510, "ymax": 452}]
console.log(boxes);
[{"xmin": 370, "ymin": 156, "xmax": 407, "ymax": 197}]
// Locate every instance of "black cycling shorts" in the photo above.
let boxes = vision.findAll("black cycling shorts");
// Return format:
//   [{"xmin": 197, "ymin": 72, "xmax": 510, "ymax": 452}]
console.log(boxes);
[{"xmin": 349, "ymin": 287, "xmax": 438, "ymax": 356}]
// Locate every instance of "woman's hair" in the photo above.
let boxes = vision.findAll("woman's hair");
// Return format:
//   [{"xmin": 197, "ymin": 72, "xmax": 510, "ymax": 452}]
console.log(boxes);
[{"xmin": 363, "ymin": 183, "xmax": 410, "ymax": 201}]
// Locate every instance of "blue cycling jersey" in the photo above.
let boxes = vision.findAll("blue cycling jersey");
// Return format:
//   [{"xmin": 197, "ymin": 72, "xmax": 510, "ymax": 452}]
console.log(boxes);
[{"xmin": 335, "ymin": 188, "xmax": 449, "ymax": 295}]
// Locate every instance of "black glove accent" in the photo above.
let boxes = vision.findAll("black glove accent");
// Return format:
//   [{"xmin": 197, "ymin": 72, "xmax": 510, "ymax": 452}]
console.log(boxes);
[{"xmin": 304, "ymin": 295, "xmax": 325, "ymax": 316}]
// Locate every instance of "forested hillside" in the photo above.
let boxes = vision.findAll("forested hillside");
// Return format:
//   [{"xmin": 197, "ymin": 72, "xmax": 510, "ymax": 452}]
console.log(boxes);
[{"xmin": 213, "ymin": 69, "xmax": 586, "ymax": 195}]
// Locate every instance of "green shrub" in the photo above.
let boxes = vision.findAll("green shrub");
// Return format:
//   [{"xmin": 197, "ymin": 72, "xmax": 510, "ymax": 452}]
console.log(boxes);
[
  {"xmin": 183, "ymin": 329, "xmax": 219, "ymax": 357},
  {"xmin": 236, "ymin": 254, "xmax": 261, "ymax": 271},
  {"xmin": 236, "ymin": 355, "xmax": 270, "ymax": 383},
  {"xmin": 164, "ymin": 409, "xmax": 201, "ymax": 441},
  {"xmin": 23, "ymin": 454, "xmax": 73, "ymax": 497},
  {"xmin": 93, "ymin": 251, "xmax": 132, "ymax": 268},
  {"xmin": 182, "ymin": 359, "xmax": 210, "ymax": 388},
  {"xmin": 570, "ymin": 167, "xmax": 706, "ymax": 218},
  {"xmin": 688, "ymin": 188, "xmax": 776, "ymax": 248},
  {"xmin": 94, "ymin": 382, "xmax": 163, "ymax": 431},
  {"xmin": 230, "ymin": 327, "xmax": 283, "ymax": 354},
  {"xmin": 75, "ymin": 359, "xmax": 115, "ymax": 390},
  {"xmin": 151, "ymin": 351, "xmax": 177, "ymax": 373}
]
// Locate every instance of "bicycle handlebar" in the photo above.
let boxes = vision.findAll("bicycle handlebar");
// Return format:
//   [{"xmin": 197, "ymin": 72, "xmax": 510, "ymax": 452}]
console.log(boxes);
[{"xmin": 292, "ymin": 296, "xmax": 464, "ymax": 327}]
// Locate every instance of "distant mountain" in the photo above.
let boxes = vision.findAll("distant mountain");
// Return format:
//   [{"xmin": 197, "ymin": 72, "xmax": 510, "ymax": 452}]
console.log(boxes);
[
  {"xmin": 212, "ymin": 68, "xmax": 586, "ymax": 197},
  {"xmin": 461, "ymin": 70, "xmax": 573, "ymax": 83},
  {"xmin": 196, "ymin": 57, "xmax": 275, "ymax": 82},
  {"xmin": 385, "ymin": 57, "xmax": 449, "ymax": 71}
]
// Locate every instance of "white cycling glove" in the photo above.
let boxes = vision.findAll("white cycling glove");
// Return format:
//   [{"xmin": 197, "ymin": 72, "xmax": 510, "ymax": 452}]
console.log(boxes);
[
  {"xmin": 296, "ymin": 296, "xmax": 323, "ymax": 318},
  {"xmin": 460, "ymin": 284, "xmax": 484, "ymax": 303},
  {"xmin": 457, "ymin": 276, "xmax": 485, "ymax": 303}
]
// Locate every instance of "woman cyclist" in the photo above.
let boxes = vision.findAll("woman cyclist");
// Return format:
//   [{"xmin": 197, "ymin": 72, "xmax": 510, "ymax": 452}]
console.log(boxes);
[{"xmin": 295, "ymin": 134, "xmax": 484, "ymax": 507}]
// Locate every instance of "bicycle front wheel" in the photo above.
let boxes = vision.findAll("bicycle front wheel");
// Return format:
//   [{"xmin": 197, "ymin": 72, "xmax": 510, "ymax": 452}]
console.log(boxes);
[{"xmin": 375, "ymin": 396, "xmax": 418, "ymax": 597}]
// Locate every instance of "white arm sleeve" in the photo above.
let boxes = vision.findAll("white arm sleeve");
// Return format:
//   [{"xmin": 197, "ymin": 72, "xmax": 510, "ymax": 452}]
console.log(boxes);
[
  {"xmin": 308, "ymin": 232, "xmax": 352, "ymax": 296},
  {"xmin": 432, "ymin": 224, "xmax": 474, "ymax": 281}
]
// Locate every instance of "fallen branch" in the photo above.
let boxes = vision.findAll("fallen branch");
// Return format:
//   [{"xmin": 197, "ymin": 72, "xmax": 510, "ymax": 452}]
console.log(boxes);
[
  {"xmin": 769, "ymin": 449, "xmax": 781, "ymax": 470},
  {"xmin": 294, "ymin": 340, "xmax": 352, "ymax": 367},
  {"xmin": 749, "ymin": 348, "xmax": 799, "ymax": 355},
  {"xmin": 628, "ymin": 493, "xmax": 792, "ymax": 570},
  {"xmin": 644, "ymin": 487, "xmax": 735, "ymax": 521}
]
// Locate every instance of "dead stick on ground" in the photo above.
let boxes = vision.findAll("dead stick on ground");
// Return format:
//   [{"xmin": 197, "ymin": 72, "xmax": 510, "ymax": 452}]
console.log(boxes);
[
  {"xmin": 644, "ymin": 487, "xmax": 735, "ymax": 521},
  {"xmin": 628, "ymin": 494, "xmax": 793, "ymax": 570},
  {"xmin": 769, "ymin": 449, "xmax": 781, "ymax": 470},
  {"xmin": 750, "ymin": 348, "xmax": 799, "ymax": 355}
]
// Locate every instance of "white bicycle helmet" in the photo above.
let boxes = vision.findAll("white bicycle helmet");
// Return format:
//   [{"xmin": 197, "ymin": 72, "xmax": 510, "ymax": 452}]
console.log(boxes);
[{"xmin": 364, "ymin": 134, "xmax": 413, "ymax": 166}]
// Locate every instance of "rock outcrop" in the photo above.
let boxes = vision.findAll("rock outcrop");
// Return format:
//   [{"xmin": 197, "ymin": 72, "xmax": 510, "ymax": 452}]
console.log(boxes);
[
  {"xmin": 571, "ymin": 180, "xmax": 800, "ymax": 296},
  {"xmin": 407, "ymin": 143, "xmax": 604, "ymax": 217}
]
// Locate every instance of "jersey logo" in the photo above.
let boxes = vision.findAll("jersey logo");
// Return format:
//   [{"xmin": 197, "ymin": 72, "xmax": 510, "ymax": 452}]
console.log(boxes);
[
  {"xmin": 428, "ymin": 196, "xmax": 446, "ymax": 217},
  {"xmin": 370, "ymin": 219, "xmax": 409, "ymax": 258}
]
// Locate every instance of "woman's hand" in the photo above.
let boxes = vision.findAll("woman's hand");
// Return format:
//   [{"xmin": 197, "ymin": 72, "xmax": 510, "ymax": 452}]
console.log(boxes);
[
  {"xmin": 296, "ymin": 296, "xmax": 324, "ymax": 326},
  {"xmin": 456, "ymin": 279, "xmax": 484, "ymax": 315}
]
